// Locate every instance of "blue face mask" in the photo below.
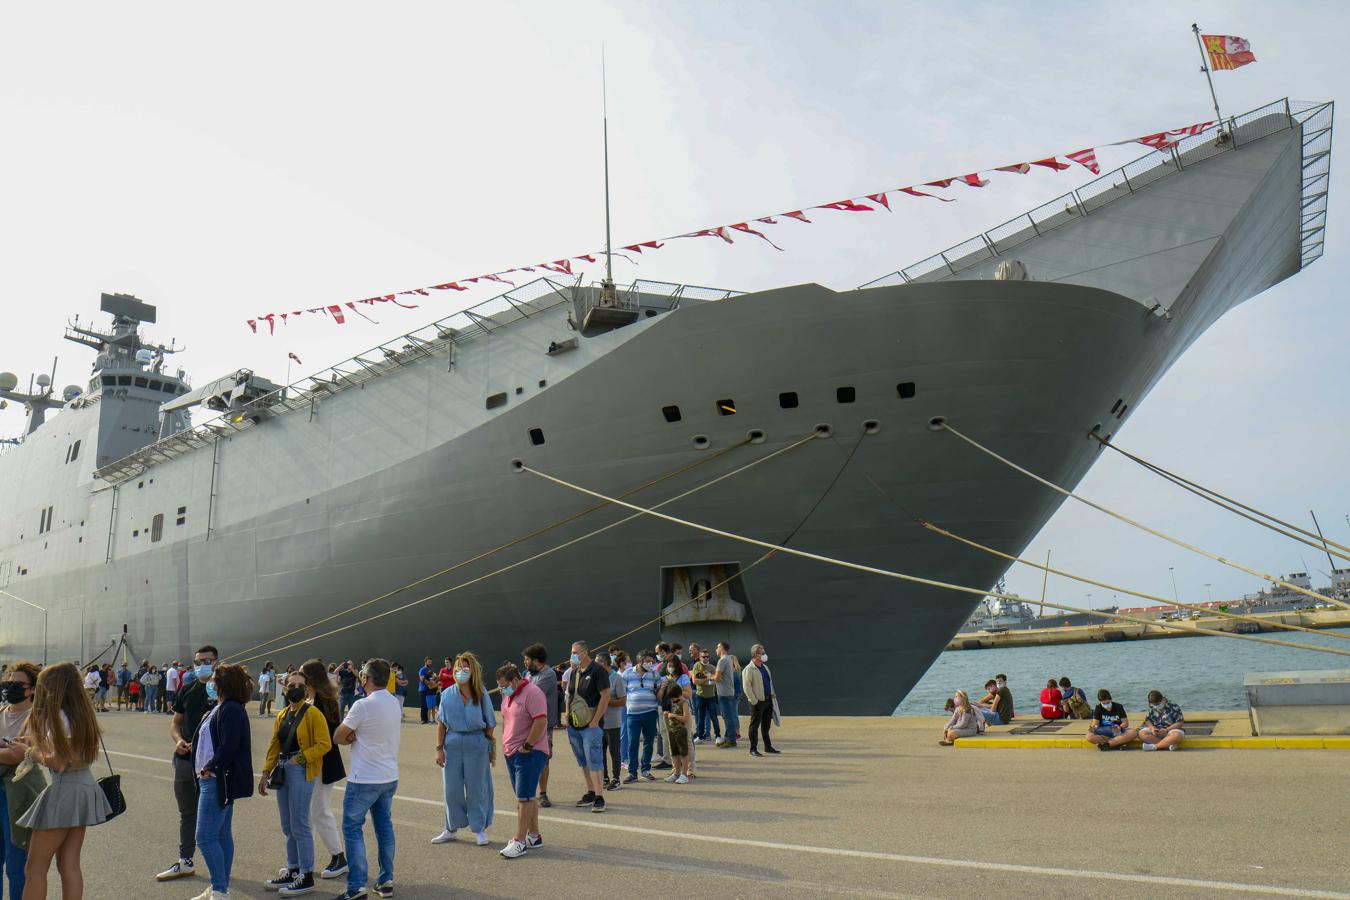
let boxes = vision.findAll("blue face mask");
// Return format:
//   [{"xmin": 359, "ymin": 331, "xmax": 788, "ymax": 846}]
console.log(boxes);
[
  {"xmin": 501, "ymin": 684, "xmax": 515, "ymax": 697},
  {"xmin": 205, "ymin": 681, "xmax": 218, "ymax": 701},
  {"xmin": 454, "ymin": 669, "xmax": 470, "ymax": 684},
  {"xmin": 195, "ymin": 663, "xmax": 214, "ymax": 680},
  {"xmin": 570, "ymin": 653, "xmax": 581, "ymax": 665}
]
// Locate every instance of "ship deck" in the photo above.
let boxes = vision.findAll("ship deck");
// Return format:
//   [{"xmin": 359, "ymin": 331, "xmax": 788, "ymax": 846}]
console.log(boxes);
[{"xmin": 86, "ymin": 710, "xmax": 1348, "ymax": 899}]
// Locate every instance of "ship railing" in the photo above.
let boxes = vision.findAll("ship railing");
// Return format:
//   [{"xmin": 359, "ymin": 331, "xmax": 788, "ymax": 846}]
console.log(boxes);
[
  {"xmin": 94, "ymin": 274, "xmax": 743, "ymax": 483},
  {"xmin": 860, "ymin": 97, "xmax": 1333, "ymax": 288},
  {"xmin": 572, "ymin": 277, "xmax": 743, "ymax": 320}
]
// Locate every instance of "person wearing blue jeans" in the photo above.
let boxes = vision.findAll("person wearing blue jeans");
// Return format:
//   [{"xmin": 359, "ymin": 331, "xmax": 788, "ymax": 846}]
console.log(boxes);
[
  {"xmin": 342, "ymin": 781, "xmax": 397, "ymax": 896},
  {"xmin": 0, "ymin": 662, "xmax": 35, "ymax": 899},
  {"xmin": 624, "ymin": 709, "xmax": 657, "ymax": 777},
  {"xmin": 194, "ymin": 662, "xmax": 256, "ymax": 900},
  {"xmin": 333, "ymin": 658, "xmax": 401, "ymax": 900},
  {"xmin": 260, "ymin": 675, "xmax": 332, "ymax": 894}
]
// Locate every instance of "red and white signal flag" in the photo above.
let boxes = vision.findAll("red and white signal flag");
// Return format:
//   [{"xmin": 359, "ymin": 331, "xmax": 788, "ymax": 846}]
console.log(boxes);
[{"xmin": 1201, "ymin": 34, "xmax": 1256, "ymax": 71}]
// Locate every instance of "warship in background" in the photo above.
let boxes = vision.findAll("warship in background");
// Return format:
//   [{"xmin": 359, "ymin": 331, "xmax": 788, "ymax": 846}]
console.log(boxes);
[{"xmin": 0, "ymin": 99, "xmax": 1333, "ymax": 714}]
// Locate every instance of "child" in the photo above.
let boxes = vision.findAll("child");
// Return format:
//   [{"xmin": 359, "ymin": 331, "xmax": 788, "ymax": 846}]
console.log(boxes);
[
  {"xmin": 663, "ymin": 684, "xmax": 692, "ymax": 784},
  {"xmin": 12, "ymin": 661, "xmax": 112, "ymax": 899},
  {"xmin": 127, "ymin": 677, "xmax": 140, "ymax": 712}
]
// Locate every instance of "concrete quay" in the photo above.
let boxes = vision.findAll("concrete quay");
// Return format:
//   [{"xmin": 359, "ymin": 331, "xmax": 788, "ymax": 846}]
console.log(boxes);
[
  {"xmin": 947, "ymin": 608, "xmax": 1350, "ymax": 650},
  {"xmin": 953, "ymin": 709, "xmax": 1350, "ymax": 749},
  {"xmin": 46, "ymin": 711, "xmax": 1349, "ymax": 899}
]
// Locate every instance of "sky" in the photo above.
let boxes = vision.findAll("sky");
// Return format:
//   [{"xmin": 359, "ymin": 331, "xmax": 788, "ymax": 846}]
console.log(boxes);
[{"xmin": 0, "ymin": 1, "xmax": 1345, "ymax": 610}]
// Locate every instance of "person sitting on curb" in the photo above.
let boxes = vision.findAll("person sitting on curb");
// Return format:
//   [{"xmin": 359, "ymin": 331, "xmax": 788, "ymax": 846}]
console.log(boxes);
[
  {"xmin": 973, "ymin": 679, "xmax": 1002, "ymax": 725},
  {"xmin": 939, "ymin": 690, "xmax": 984, "ymax": 746},
  {"xmin": 1132, "ymin": 690, "xmax": 1185, "ymax": 751},
  {"xmin": 1086, "ymin": 689, "xmax": 1132, "ymax": 751}
]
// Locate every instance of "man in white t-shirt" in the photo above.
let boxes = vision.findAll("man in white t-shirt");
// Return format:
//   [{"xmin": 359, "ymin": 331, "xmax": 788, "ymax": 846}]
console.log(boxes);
[
  {"xmin": 333, "ymin": 658, "xmax": 401, "ymax": 900},
  {"xmin": 164, "ymin": 662, "xmax": 181, "ymax": 712}
]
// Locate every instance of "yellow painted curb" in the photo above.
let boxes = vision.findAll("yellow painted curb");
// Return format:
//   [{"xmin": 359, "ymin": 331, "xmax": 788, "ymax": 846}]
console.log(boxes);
[{"xmin": 954, "ymin": 735, "xmax": 1350, "ymax": 750}]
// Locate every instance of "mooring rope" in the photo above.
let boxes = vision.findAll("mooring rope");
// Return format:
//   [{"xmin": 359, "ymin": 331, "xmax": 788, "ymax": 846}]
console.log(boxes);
[
  {"xmin": 229, "ymin": 431, "xmax": 825, "ymax": 665},
  {"xmin": 225, "ymin": 435, "xmax": 757, "ymax": 663},
  {"xmin": 1091, "ymin": 431, "xmax": 1350, "ymax": 561},
  {"xmin": 916, "ymin": 519, "xmax": 1350, "ymax": 641},
  {"xmin": 938, "ymin": 422, "xmax": 1350, "ymax": 612},
  {"xmin": 519, "ymin": 464, "xmax": 1350, "ymax": 658}
]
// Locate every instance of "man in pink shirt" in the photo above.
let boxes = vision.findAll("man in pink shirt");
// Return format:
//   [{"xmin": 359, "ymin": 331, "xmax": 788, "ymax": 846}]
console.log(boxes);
[{"xmin": 494, "ymin": 663, "xmax": 549, "ymax": 859}]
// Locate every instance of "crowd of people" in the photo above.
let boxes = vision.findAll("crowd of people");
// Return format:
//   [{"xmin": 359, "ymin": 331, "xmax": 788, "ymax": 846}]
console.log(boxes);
[
  {"xmin": 938, "ymin": 673, "xmax": 1188, "ymax": 751},
  {"xmin": 0, "ymin": 638, "xmax": 781, "ymax": 899}
]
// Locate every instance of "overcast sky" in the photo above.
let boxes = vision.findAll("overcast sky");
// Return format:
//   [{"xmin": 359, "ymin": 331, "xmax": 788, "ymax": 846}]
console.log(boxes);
[{"xmin": 1, "ymin": 2, "xmax": 1345, "ymax": 611}]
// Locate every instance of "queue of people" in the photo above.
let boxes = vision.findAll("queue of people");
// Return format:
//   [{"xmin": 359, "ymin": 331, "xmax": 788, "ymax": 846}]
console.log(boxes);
[{"xmin": 0, "ymin": 638, "xmax": 787, "ymax": 897}]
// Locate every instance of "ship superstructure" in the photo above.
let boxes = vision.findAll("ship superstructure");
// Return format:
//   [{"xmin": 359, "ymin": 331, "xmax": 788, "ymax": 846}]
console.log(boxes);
[{"xmin": 0, "ymin": 99, "xmax": 1332, "ymax": 713}]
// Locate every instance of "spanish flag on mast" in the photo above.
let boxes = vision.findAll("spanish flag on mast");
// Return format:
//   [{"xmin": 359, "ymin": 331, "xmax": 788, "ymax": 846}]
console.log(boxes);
[{"xmin": 1201, "ymin": 34, "xmax": 1257, "ymax": 71}]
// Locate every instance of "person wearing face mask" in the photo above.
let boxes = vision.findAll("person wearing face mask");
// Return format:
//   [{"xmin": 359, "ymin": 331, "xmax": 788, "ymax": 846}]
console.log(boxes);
[
  {"xmin": 0, "ymin": 661, "xmax": 39, "ymax": 899},
  {"xmin": 565, "ymin": 642, "xmax": 610, "ymax": 812},
  {"xmin": 939, "ymin": 690, "xmax": 984, "ymax": 745},
  {"xmin": 297, "ymin": 660, "xmax": 349, "ymax": 881},
  {"xmin": 741, "ymin": 645, "xmax": 780, "ymax": 756},
  {"xmin": 431, "ymin": 652, "xmax": 496, "ymax": 846},
  {"xmin": 193, "ymin": 663, "xmax": 256, "ymax": 900},
  {"xmin": 712, "ymin": 642, "xmax": 740, "ymax": 748},
  {"xmin": 593, "ymin": 652, "xmax": 625, "ymax": 791},
  {"xmin": 620, "ymin": 651, "xmax": 660, "ymax": 783},
  {"xmin": 520, "ymin": 644, "xmax": 557, "ymax": 809},
  {"xmin": 259, "ymin": 671, "xmax": 332, "ymax": 896},
  {"xmin": 494, "ymin": 663, "xmax": 549, "ymax": 860},
  {"xmin": 158, "ymin": 645, "xmax": 220, "ymax": 885},
  {"xmin": 332, "ymin": 658, "xmax": 401, "ymax": 900},
  {"xmin": 1131, "ymin": 690, "xmax": 1186, "ymax": 751}
]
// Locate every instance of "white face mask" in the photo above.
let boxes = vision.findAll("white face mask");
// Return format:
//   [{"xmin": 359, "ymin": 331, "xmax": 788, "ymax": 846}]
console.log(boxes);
[
  {"xmin": 996, "ymin": 681, "xmax": 1005, "ymax": 689},
  {"xmin": 760, "ymin": 654, "xmax": 768, "ymax": 663}
]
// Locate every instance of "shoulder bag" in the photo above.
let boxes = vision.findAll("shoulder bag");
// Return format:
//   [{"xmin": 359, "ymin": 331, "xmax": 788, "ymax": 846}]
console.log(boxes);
[{"xmin": 98, "ymin": 735, "xmax": 126, "ymax": 821}]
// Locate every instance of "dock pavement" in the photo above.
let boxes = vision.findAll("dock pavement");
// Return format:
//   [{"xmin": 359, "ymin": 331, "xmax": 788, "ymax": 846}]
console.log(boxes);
[{"xmin": 53, "ymin": 711, "xmax": 1350, "ymax": 899}]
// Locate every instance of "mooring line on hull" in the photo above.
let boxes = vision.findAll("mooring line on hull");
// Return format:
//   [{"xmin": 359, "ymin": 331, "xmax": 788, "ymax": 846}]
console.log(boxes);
[
  {"xmin": 1091, "ymin": 430, "xmax": 1350, "ymax": 561},
  {"xmin": 937, "ymin": 422, "xmax": 1350, "ymax": 612},
  {"xmin": 519, "ymin": 464, "xmax": 1350, "ymax": 658},
  {"xmin": 223, "ymin": 436, "xmax": 759, "ymax": 664},
  {"xmin": 229, "ymin": 431, "xmax": 825, "ymax": 665},
  {"xmin": 591, "ymin": 430, "xmax": 869, "ymax": 653},
  {"xmin": 916, "ymin": 519, "xmax": 1350, "ymax": 642}
]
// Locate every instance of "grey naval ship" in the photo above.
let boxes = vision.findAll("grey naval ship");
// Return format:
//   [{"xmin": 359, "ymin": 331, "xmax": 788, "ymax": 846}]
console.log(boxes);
[{"xmin": 0, "ymin": 99, "xmax": 1332, "ymax": 714}]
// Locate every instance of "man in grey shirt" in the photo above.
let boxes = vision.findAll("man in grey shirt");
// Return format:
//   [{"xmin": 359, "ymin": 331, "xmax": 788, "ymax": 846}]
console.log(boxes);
[
  {"xmin": 712, "ymin": 641, "xmax": 739, "ymax": 748},
  {"xmin": 523, "ymin": 643, "xmax": 558, "ymax": 807}
]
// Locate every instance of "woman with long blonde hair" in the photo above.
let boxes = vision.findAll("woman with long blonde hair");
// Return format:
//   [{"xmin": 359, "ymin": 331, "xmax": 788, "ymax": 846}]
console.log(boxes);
[
  {"xmin": 13, "ymin": 662, "xmax": 111, "ymax": 900},
  {"xmin": 939, "ymin": 689, "xmax": 984, "ymax": 746},
  {"xmin": 430, "ymin": 652, "xmax": 496, "ymax": 847}
]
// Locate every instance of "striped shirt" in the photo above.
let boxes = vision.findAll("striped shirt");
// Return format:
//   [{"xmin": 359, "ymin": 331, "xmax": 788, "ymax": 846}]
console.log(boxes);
[{"xmin": 621, "ymin": 667, "xmax": 659, "ymax": 715}]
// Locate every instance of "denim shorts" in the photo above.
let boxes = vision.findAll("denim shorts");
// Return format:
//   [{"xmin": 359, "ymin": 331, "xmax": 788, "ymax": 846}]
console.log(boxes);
[
  {"xmin": 567, "ymin": 726, "xmax": 605, "ymax": 771},
  {"xmin": 1093, "ymin": 726, "xmax": 1120, "ymax": 737},
  {"xmin": 505, "ymin": 749, "xmax": 549, "ymax": 802}
]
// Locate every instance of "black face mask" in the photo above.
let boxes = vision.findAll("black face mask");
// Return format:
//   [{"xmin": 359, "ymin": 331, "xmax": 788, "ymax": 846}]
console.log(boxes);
[
  {"xmin": 285, "ymin": 686, "xmax": 307, "ymax": 704},
  {"xmin": 2, "ymin": 684, "xmax": 28, "ymax": 705}
]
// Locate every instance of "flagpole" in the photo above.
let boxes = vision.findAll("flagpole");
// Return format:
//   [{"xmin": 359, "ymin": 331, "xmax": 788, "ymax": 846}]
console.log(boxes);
[{"xmin": 1191, "ymin": 24, "xmax": 1223, "ymax": 125}]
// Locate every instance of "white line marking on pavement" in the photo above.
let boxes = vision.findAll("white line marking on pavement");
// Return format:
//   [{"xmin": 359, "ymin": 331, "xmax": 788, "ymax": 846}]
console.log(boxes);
[{"xmin": 110, "ymin": 751, "xmax": 1345, "ymax": 898}]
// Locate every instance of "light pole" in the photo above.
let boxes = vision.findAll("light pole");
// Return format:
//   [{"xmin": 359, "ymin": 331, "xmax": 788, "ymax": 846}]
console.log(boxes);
[
  {"xmin": 0, "ymin": 588, "xmax": 47, "ymax": 665},
  {"xmin": 1169, "ymin": 567, "xmax": 1180, "ymax": 605}
]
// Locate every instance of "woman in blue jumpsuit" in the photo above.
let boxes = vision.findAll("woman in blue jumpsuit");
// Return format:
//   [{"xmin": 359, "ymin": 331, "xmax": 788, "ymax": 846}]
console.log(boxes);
[{"xmin": 431, "ymin": 652, "xmax": 496, "ymax": 844}]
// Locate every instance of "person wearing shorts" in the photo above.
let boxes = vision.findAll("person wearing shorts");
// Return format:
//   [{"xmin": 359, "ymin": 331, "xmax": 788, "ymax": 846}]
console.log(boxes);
[
  {"xmin": 565, "ymin": 642, "xmax": 610, "ymax": 813},
  {"xmin": 495, "ymin": 664, "xmax": 548, "ymax": 859}
]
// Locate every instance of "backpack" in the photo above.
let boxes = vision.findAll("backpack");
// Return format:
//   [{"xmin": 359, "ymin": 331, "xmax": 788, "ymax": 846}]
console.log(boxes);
[{"xmin": 1065, "ymin": 688, "xmax": 1092, "ymax": 719}]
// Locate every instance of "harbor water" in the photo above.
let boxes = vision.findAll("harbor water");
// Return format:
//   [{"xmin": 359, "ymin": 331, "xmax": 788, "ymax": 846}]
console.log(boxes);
[{"xmin": 895, "ymin": 626, "xmax": 1350, "ymax": 716}]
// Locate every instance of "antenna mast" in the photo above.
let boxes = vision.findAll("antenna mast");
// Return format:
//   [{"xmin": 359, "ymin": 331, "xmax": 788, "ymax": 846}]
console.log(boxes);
[{"xmin": 598, "ymin": 49, "xmax": 619, "ymax": 308}]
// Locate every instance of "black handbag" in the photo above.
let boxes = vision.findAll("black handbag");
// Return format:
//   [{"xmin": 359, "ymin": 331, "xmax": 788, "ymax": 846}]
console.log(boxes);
[{"xmin": 98, "ymin": 737, "xmax": 126, "ymax": 821}]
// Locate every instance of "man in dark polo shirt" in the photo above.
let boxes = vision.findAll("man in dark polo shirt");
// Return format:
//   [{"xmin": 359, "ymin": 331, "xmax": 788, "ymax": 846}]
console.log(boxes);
[
  {"xmin": 566, "ymin": 641, "xmax": 610, "ymax": 813},
  {"xmin": 155, "ymin": 643, "xmax": 218, "ymax": 884}
]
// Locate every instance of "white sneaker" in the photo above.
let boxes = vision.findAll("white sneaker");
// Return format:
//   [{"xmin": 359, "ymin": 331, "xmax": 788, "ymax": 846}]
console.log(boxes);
[
  {"xmin": 156, "ymin": 858, "xmax": 196, "ymax": 881},
  {"xmin": 475, "ymin": 831, "xmax": 490, "ymax": 846},
  {"xmin": 525, "ymin": 832, "xmax": 543, "ymax": 848},
  {"xmin": 692, "ymin": 737, "xmax": 702, "ymax": 744},
  {"xmin": 499, "ymin": 840, "xmax": 527, "ymax": 859},
  {"xmin": 431, "ymin": 829, "xmax": 457, "ymax": 844},
  {"xmin": 676, "ymin": 774, "xmax": 688, "ymax": 784},
  {"xmin": 1167, "ymin": 744, "xmax": 1179, "ymax": 751},
  {"xmin": 1142, "ymin": 742, "xmax": 1158, "ymax": 751},
  {"xmin": 663, "ymin": 773, "xmax": 678, "ymax": 783},
  {"xmin": 190, "ymin": 888, "xmax": 213, "ymax": 900}
]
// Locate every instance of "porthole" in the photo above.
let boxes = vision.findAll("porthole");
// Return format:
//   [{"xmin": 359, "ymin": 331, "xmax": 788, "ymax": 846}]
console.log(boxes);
[
  {"xmin": 662, "ymin": 405, "xmax": 682, "ymax": 423},
  {"xmin": 778, "ymin": 392, "xmax": 799, "ymax": 409},
  {"xmin": 716, "ymin": 399, "xmax": 737, "ymax": 416},
  {"xmin": 538, "ymin": 379, "xmax": 547, "ymax": 388},
  {"xmin": 528, "ymin": 427, "xmax": 545, "ymax": 446},
  {"xmin": 1116, "ymin": 403, "xmax": 1128, "ymax": 420},
  {"xmin": 1110, "ymin": 398, "xmax": 1122, "ymax": 415},
  {"xmin": 486, "ymin": 392, "xmax": 508, "ymax": 410},
  {"xmin": 897, "ymin": 382, "xmax": 917, "ymax": 399},
  {"xmin": 747, "ymin": 429, "xmax": 765, "ymax": 444},
  {"xmin": 836, "ymin": 386, "xmax": 856, "ymax": 404},
  {"xmin": 692, "ymin": 435, "xmax": 710, "ymax": 450},
  {"xmin": 862, "ymin": 420, "xmax": 880, "ymax": 434},
  {"xmin": 515, "ymin": 386, "xmax": 524, "ymax": 395}
]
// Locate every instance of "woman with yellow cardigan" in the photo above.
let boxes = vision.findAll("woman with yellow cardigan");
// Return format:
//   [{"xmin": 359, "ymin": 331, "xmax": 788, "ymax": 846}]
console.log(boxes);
[{"xmin": 258, "ymin": 671, "xmax": 332, "ymax": 897}]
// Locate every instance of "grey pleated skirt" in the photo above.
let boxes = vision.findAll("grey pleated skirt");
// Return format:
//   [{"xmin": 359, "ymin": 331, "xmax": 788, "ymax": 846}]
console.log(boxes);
[{"xmin": 17, "ymin": 766, "xmax": 111, "ymax": 829}]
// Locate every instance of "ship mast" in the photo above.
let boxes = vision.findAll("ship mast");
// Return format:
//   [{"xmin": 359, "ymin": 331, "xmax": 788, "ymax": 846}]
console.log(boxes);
[{"xmin": 600, "ymin": 49, "xmax": 617, "ymax": 308}]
